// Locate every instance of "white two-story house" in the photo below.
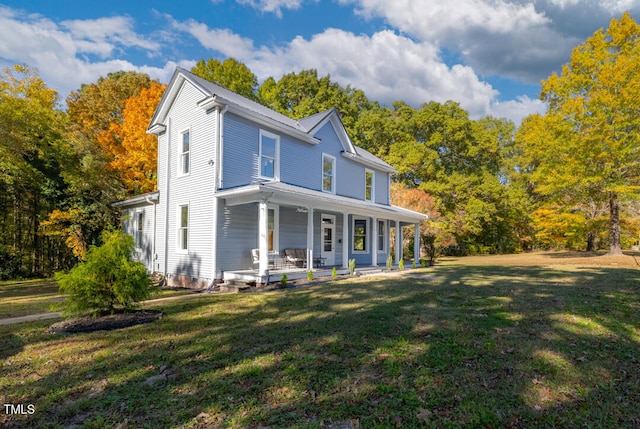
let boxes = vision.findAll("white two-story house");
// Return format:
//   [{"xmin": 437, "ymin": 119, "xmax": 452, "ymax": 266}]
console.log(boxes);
[{"xmin": 114, "ymin": 67, "xmax": 426, "ymax": 287}]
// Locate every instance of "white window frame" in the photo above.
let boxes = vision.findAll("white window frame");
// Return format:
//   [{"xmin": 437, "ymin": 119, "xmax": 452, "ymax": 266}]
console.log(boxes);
[
  {"xmin": 267, "ymin": 205, "xmax": 279, "ymax": 253},
  {"xmin": 259, "ymin": 130, "xmax": 280, "ymax": 181},
  {"xmin": 322, "ymin": 153, "xmax": 336, "ymax": 194},
  {"xmin": 352, "ymin": 217, "xmax": 369, "ymax": 254},
  {"xmin": 135, "ymin": 210, "xmax": 144, "ymax": 250},
  {"xmin": 179, "ymin": 128, "xmax": 191, "ymax": 177},
  {"xmin": 365, "ymin": 169, "xmax": 375, "ymax": 202},
  {"xmin": 177, "ymin": 203, "xmax": 189, "ymax": 253},
  {"xmin": 377, "ymin": 219, "xmax": 386, "ymax": 253}
]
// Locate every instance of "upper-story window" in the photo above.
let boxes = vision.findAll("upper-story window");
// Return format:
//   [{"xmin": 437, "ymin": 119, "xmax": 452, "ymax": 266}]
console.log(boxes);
[
  {"xmin": 180, "ymin": 130, "xmax": 190, "ymax": 176},
  {"xmin": 365, "ymin": 169, "xmax": 374, "ymax": 202},
  {"xmin": 322, "ymin": 153, "xmax": 336, "ymax": 193},
  {"xmin": 260, "ymin": 130, "xmax": 280, "ymax": 180}
]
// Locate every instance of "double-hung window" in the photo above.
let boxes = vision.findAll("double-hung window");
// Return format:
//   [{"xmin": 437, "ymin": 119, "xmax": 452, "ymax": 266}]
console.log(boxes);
[
  {"xmin": 180, "ymin": 130, "xmax": 190, "ymax": 176},
  {"xmin": 322, "ymin": 153, "xmax": 335, "ymax": 193},
  {"xmin": 365, "ymin": 169, "xmax": 374, "ymax": 202},
  {"xmin": 377, "ymin": 220, "xmax": 386, "ymax": 252},
  {"xmin": 135, "ymin": 211, "xmax": 144, "ymax": 249},
  {"xmin": 260, "ymin": 130, "xmax": 279, "ymax": 180},
  {"xmin": 177, "ymin": 204, "xmax": 189, "ymax": 252},
  {"xmin": 353, "ymin": 218, "xmax": 368, "ymax": 252}
]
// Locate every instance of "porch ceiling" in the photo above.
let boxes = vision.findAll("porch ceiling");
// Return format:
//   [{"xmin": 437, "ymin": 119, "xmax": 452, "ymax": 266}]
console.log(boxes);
[{"xmin": 215, "ymin": 182, "xmax": 427, "ymax": 223}]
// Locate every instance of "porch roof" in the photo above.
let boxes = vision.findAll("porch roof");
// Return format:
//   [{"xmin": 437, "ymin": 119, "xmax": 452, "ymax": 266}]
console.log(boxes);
[{"xmin": 216, "ymin": 182, "xmax": 428, "ymax": 224}]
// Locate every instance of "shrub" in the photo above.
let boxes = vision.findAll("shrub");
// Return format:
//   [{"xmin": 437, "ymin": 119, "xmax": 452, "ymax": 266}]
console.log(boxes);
[
  {"xmin": 307, "ymin": 270, "xmax": 313, "ymax": 281},
  {"xmin": 55, "ymin": 230, "xmax": 154, "ymax": 317},
  {"xmin": 386, "ymin": 254, "xmax": 393, "ymax": 271},
  {"xmin": 349, "ymin": 258, "xmax": 356, "ymax": 275},
  {"xmin": 280, "ymin": 273, "xmax": 288, "ymax": 286},
  {"xmin": 331, "ymin": 267, "xmax": 337, "ymax": 278},
  {"xmin": 398, "ymin": 259, "xmax": 405, "ymax": 270}
]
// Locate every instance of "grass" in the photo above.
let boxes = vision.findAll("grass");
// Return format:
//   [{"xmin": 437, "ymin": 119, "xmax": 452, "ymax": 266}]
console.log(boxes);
[
  {"xmin": 0, "ymin": 279, "xmax": 192, "ymax": 319},
  {"xmin": 1, "ymin": 253, "xmax": 640, "ymax": 428}
]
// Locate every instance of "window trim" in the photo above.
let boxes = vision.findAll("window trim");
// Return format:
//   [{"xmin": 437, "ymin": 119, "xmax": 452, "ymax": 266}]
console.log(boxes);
[
  {"xmin": 259, "ymin": 129, "xmax": 280, "ymax": 181},
  {"xmin": 178, "ymin": 128, "xmax": 191, "ymax": 177},
  {"xmin": 135, "ymin": 210, "xmax": 144, "ymax": 250},
  {"xmin": 176, "ymin": 203, "xmax": 189, "ymax": 254},
  {"xmin": 321, "ymin": 153, "xmax": 336, "ymax": 194},
  {"xmin": 377, "ymin": 219, "xmax": 386, "ymax": 253},
  {"xmin": 365, "ymin": 169, "xmax": 375, "ymax": 202},
  {"xmin": 352, "ymin": 217, "xmax": 369, "ymax": 254}
]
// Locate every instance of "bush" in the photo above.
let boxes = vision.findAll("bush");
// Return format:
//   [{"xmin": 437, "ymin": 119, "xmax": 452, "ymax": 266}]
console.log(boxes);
[{"xmin": 55, "ymin": 230, "xmax": 154, "ymax": 317}]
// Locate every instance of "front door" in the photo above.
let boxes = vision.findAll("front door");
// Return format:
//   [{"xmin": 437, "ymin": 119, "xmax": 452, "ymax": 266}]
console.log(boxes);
[{"xmin": 321, "ymin": 214, "xmax": 336, "ymax": 266}]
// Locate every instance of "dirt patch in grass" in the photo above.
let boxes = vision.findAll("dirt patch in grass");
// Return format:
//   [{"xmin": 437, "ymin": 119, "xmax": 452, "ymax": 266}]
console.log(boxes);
[{"xmin": 47, "ymin": 309, "xmax": 163, "ymax": 334}]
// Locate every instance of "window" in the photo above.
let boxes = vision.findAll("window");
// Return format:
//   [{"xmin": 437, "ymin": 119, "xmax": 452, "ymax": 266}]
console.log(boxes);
[
  {"xmin": 260, "ymin": 130, "xmax": 279, "ymax": 180},
  {"xmin": 322, "ymin": 153, "xmax": 335, "ymax": 193},
  {"xmin": 365, "ymin": 169, "xmax": 374, "ymax": 201},
  {"xmin": 267, "ymin": 207, "xmax": 279, "ymax": 252},
  {"xmin": 353, "ymin": 218, "xmax": 368, "ymax": 252},
  {"xmin": 180, "ymin": 130, "xmax": 190, "ymax": 176},
  {"xmin": 377, "ymin": 220, "xmax": 386, "ymax": 252},
  {"xmin": 177, "ymin": 204, "xmax": 189, "ymax": 252},
  {"xmin": 135, "ymin": 211, "xmax": 144, "ymax": 248}
]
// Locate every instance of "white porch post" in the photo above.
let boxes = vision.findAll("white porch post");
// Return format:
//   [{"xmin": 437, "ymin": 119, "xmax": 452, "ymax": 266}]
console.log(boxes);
[
  {"xmin": 342, "ymin": 212, "xmax": 349, "ymax": 268},
  {"xmin": 372, "ymin": 217, "xmax": 378, "ymax": 267},
  {"xmin": 395, "ymin": 220, "xmax": 403, "ymax": 265},
  {"xmin": 258, "ymin": 200, "xmax": 269, "ymax": 278},
  {"xmin": 306, "ymin": 207, "xmax": 314, "ymax": 271},
  {"xmin": 414, "ymin": 223, "xmax": 421, "ymax": 264}
]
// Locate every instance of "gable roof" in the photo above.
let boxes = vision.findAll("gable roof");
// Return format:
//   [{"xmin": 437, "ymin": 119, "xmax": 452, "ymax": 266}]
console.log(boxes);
[{"xmin": 148, "ymin": 67, "xmax": 396, "ymax": 172}]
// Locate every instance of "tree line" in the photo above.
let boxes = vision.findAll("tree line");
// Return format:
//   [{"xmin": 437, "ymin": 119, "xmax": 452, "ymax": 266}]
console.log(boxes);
[{"xmin": 2, "ymin": 12, "xmax": 639, "ymax": 279}]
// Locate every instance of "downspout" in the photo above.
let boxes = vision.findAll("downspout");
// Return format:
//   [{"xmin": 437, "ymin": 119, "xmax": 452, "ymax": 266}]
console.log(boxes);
[
  {"xmin": 144, "ymin": 195, "xmax": 158, "ymax": 273},
  {"xmin": 163, "ymin": 118, "xmax": 172, "ymax": 277},
  {"xmin": 209, "ymin": 105, "xmax": 229, "ymax": 289}
]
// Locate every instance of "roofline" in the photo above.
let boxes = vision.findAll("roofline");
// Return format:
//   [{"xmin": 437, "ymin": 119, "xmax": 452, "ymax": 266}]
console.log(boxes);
[
  {"xmin": 215, "ymin": 182, "xmax": 427, "ymax": 223},
  {"xmin": 111, "ymin": 191, "xmax": 160, "ymax": 208}
]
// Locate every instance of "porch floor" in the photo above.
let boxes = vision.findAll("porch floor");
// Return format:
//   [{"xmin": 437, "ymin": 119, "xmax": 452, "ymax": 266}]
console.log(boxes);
[{"xmin": 223, "ymin": 264, "xmax": 387, "ymax": 285}]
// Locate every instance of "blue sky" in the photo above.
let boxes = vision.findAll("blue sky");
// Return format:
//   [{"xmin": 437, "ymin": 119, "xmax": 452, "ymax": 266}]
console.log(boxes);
[{"xmin": 1, "ymin": 0, "xmax": 639, "ymax": 124}]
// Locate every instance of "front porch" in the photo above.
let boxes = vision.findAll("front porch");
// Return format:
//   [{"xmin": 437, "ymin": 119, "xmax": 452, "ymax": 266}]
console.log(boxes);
[{"xmin": 222, "ymin": 264, "xmax": 390, "ymax": 288}]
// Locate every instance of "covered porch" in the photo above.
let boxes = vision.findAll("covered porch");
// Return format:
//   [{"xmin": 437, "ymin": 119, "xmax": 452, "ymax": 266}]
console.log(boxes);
[{"xmin": 216, "ymin": 182, "xmax": 427, "ymax": 285}]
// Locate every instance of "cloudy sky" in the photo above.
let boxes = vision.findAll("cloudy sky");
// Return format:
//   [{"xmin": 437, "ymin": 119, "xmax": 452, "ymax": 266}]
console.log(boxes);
[{"xmin": 1, "ymin": 0, "xmax": 638, "ymax": 124}]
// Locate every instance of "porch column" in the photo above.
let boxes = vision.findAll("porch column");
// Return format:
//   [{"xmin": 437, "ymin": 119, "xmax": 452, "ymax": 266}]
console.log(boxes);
[
  {"xmin": 414, "ymin": 223, "xmax": 421, "ymax": 264},
  {"xmin": 371, "ymin": 217, "xmax": 378, "ymax": 267},
  {"xmin": 342, "ymin": 212, "xmax": 349, "ymax": 268},
  {"xmin": 258, "ymin": 200, "xmax": 269, "ymax": 277},
  {"xmin": 395, "ymin": 220, "xmax": 403, "ymax": 265},
  {"xmin": 306, "ymin": 207, "xmax": 314, "ymax": 271}
]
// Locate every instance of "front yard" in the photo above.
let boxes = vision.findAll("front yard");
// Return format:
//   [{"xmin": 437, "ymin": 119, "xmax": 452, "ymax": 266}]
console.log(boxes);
[{"xmin": 1, "ymin": 253, "xmax": 639, "ymax": 428}]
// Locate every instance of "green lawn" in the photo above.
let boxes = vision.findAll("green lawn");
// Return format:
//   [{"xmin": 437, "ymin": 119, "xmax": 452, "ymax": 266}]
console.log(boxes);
[{"xmin": 1, "ymin": 255, "xmax": 640, "ymax": 428}]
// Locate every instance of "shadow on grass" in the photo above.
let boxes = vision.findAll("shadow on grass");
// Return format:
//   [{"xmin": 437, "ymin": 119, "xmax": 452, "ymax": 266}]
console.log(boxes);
[{"xmin": 2, "ymin": 264, "xmax": 640, "ymax": 428}]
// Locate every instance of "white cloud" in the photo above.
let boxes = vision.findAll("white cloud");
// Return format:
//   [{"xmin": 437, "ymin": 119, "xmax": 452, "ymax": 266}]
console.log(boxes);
[
  {"xmin": 235, "ymin": 0, "xmax": 310, "ymax": 17},
  {"xmin": 489, "ymin": 95, "xmax": 546, "ymax": 124}
]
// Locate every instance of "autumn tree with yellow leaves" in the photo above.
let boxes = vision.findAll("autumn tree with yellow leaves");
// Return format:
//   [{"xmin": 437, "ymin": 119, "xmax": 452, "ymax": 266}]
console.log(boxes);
[{"xmin": 516, "ymin": 12, "xmax": 640, "ymax": 254}]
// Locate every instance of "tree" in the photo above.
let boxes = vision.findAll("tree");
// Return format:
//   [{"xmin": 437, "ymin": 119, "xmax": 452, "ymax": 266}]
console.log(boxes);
[
  {"xmin": 257, "ymin": 69, "xmax": 374, "ymax": 134},
  {"xmin": 524, "ymin": 12, "xmax": 640, "ymax": 255},
  {"xmin": 55, "ymin": 230, "xmax": 154, "ymax": 317},
  {"xmin": 192, "ymin": 58, "xmax": 258, "ymax": 100},
  {"xmin": 55, "ymin": 71, "xmax": 155, "ymax": 257},
  {"xmin": 108, "ymin": 81, "xmax": 166, "ymax": 194},
  {"xmin": 0, "ymin": 64, "xmax": 71, "ymax": 275}
]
